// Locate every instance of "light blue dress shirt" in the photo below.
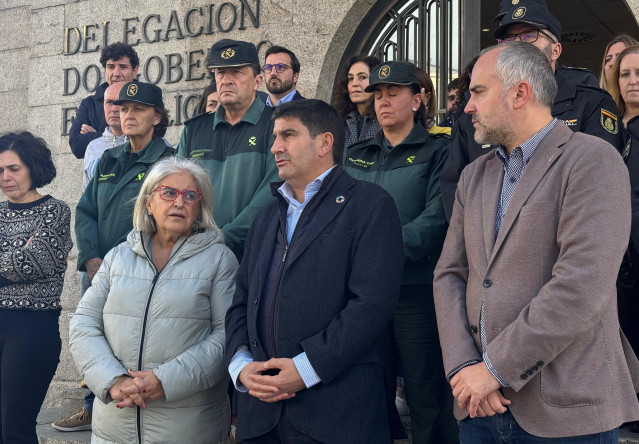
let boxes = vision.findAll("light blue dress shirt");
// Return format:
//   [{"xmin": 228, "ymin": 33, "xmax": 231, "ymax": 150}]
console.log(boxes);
[
  {"xmin": 265, "ymin": 89, "xmax": 299, "ymax": 107},
  {"xmin": 228, "ymin": 166, "xmax": 336, "ymax": 391}
]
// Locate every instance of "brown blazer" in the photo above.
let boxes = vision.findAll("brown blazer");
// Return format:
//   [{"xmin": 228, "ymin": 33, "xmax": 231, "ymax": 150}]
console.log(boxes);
[{"xmin": 433, "ymin": 122, "xmax": 639, "ymax": 438}]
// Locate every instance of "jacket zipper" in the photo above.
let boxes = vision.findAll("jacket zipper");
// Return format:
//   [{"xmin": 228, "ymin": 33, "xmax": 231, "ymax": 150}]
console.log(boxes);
[
  {"xmin": 269, "ymin": 240, "xmax": 288, "ymax": 358},
  {"xmin": 135, "ymin": 234, "xmax": 188, "ymax": 444}
]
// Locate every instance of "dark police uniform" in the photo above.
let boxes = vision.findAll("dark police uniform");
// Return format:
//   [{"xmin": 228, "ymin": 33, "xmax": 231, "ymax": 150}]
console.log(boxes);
[
  {"xmin": 618, "ymin": 116, "xmax": 639, "ymax": 357},
  {"xmin": 440, "ymin": 0, "xmax": 623, "ymax": 219}
]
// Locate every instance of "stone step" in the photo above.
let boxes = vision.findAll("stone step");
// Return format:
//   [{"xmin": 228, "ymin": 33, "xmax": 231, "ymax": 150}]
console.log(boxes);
[{"xmin": 36, "ymin": 406, "xmax": 639, "ymax": 444}]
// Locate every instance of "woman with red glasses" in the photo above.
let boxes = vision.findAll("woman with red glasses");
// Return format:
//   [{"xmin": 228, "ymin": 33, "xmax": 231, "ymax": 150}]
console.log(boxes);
[{"xmin": 70, "ymin": 156, "xmax": 238, "ymax": 443}]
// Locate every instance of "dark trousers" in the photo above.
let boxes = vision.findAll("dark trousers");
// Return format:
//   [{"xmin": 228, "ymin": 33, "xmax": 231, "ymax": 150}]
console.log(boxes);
[
  {"xmin": 393, "ymin": 284, "xmax": 459, "ymax": 444},
  {"xmin": 0, "ymin": 309, "xmax": 61, "ymax": 444},
  {"xmin": 243, "ymin": 404, "xmax": 324, "ymax": 444},
  {"xmin": 459, "ymin": 408, "xmax": 618, "ymax": 443}
]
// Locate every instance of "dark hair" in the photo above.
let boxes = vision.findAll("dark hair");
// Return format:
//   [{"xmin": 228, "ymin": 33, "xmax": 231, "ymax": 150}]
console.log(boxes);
[
  {"xmin": 153, "ymin": 107, "xmax": 169, "ymax": 138},
  {"xmin": 196, "ymin": 81, "xmax": 218, "ymax": 115},
  {"xmin": 265, "ymin": 45, "xmax": 301, "ymax": 73},
  {"xmin": 100, "ymin": 42, "xmax": 140, "ymax": 69},
  {"xmin": 273, "ymin": 99, "xmax": 345, "ymax": 164},
  {"xmin": 0, "ymin": 132, "xmax": 56, "ymax": 189},
  {"xmin": 332, "ymin": 54, "xmax": 381, "ymax": 121},
  {"xmin": 414, "ymin": 67, "xmax": 435, "ymax": 128},
  {"xmin": 447, "ymin": 78, "xmax": 460, "ymax": 92},
  {"xmin": 456, "ymin": 55, "xmax": 480, "ymax": 107}
]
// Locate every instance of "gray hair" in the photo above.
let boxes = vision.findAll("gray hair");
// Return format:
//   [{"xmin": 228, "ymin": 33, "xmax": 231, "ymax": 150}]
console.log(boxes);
[
  {"xmin": 482, "ymin": 42, "xmax": 557, "ymax": 108},
  {"xmin": 132, "ymin": 156, "xmax": 221, "ymax": 236}
]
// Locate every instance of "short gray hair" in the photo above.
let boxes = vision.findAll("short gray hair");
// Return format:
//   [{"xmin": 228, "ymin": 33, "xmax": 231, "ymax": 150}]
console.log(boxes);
[
  {"xmin": 482, "ymin": 42, "xmax": 557, "ymax": 108},
  {"xmin": 132, "ymin": 157, "xmax": 221, "ymax": 236}
]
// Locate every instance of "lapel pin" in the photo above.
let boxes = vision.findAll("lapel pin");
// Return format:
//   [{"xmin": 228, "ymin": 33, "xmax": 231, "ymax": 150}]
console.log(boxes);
[{"xmin": 336, "ymin": 196, "xmax": 345, "ymax": 204}]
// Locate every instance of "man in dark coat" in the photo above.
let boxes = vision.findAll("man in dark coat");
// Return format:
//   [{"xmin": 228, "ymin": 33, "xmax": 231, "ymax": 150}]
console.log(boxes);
[
  {"xmin": 263, "ymin": 45, "xmax": 305, "ymax": 107},
  {"xmin": 225, "ymin": 99, "xmax": 404, "ymax": 443},
  {"xmin": 69, "ymin": 42, "xmax": 139, "ymax": 159}
]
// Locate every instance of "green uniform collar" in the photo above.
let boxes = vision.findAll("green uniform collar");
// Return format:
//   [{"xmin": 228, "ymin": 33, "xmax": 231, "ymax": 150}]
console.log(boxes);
[
  {"xmin": 213, "ymin": 96, "xmax": 265, "ymax": 129},
  {"xmin": 375, "ymin": 122, "xmax": 430, "ymax": 149},
  {"xmin": 116, "ymin": 138, "xmax": 169, "ymax": 163}
]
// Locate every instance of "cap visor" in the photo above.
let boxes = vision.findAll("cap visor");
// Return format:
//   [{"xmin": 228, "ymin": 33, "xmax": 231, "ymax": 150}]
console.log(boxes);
[
  {"xmin": 364, "ymin": 81, "xmax": 419, "ymax": 92},
  {"xmin": 493, "ymin": 19, "xmax": 547, "ymax": 38},
  {"xmin": 113, "ymin": 98, "xmax": 156, "ymax": 106},
  {"xmin": 206, "ymin": 62, "xmax": 254, "ymax": 69}
]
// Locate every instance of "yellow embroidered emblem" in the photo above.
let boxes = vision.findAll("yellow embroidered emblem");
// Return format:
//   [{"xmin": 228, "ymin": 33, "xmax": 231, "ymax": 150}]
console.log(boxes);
[
  {"xmin": 512, "ymin": 0, "xmax": 519, "ymax": 4},
  {"xmin": 221, "ymin": 49, "xmax": 235, "ymax": 59},
  {"xmin": 127, "ymin": 84, "xmax": 138, "ymax": 96},
  {"xmin": 600, "ymin": 108, "xmax": 618, "ymax": 135},
  {"xmin": 407, "ymin": 155, "xmax": 416, "ymax": 164},
  {"xmin": 512, "ymin": 7, "xmax": 526, "ymax": 19},
  {"xmin": 379, "ymin": 65, "xmax": 391, "ymax": 79},
  {"xmin": 248, "ymin": 136, "xmax": 256, "ymax": 146}
]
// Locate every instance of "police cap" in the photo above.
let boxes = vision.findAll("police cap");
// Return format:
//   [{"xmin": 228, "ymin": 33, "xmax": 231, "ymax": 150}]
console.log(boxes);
[
  {"xmin": 207, "ymin": 39, "xmax": 259, "ymax": 69},
  {"xmin": 493, "ymin": 0, "xmax": 561, "ymax": 42},
  {"xmin": 365, "ymin": 61, "xmax": 420, "ymax": 92},
  {"xmin": 114, "ymin": 81, "xmax": 164, "ymax": 109}
]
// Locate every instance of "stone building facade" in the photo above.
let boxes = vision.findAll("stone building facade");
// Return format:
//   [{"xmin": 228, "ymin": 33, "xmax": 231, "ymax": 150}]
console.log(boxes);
[{"xmin": 0, "ymin": 0, "xmax": 639, "ymax": 407}]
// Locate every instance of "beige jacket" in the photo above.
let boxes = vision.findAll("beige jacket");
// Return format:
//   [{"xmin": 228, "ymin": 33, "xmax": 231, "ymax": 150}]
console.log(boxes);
[{"xmin": 434, "ymin": 123, "xmax": 639, "ymax": 438}]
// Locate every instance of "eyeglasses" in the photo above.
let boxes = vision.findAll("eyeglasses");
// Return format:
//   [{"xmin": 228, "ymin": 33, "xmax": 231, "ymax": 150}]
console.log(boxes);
[
  {"xmin": 497, "ymin": 29, "xmax": 557, "ymax": 44},
  {"xmin": 263, "ymin": 63, "xmax": 292, "ymax": 73},
  {"xmin": 152, "ymin": 185, "xmax": 202, "ymax": 205}
]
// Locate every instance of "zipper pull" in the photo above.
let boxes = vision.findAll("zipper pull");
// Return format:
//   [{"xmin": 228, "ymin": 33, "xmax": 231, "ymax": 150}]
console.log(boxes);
[
  {"xmin": 282, "ymin": 245, "xmax": 288, "ymax": 262},
  {"xmin": 152, "ymin": 273, "xmax": 159, "ymax": 284}
]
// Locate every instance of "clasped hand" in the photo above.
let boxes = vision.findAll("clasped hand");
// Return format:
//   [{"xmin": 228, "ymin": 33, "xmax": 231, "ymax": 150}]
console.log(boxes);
[
  {"xmin": 238, "ymin": 358, "xmax": 306, "ymax": 403},
  {"xmin": 109, "ymin": 369, "xmax": 165, "ymax": 409},
  {"xmin": 450, "ymin": 362, "xmax": 511, "ymax": 418}
]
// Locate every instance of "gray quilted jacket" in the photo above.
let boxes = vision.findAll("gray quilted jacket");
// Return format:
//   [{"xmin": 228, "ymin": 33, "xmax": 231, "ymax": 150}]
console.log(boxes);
[{"xmin": 70, "ymin": 229, "xmax": 238, "ymax": 444}]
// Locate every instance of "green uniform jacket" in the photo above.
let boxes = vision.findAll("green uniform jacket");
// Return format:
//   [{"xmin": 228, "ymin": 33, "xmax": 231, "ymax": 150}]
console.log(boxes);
[
  {"xmin": 75, "ymin": 138, "xmax": 174, "ymax": 271},
  {"xmin": 177, "ymin": 98, "xmax": 278, "ymax": 257},
  {"xmin": 344, "ymin": 123, "xmax": 449, "ymax": 285}
]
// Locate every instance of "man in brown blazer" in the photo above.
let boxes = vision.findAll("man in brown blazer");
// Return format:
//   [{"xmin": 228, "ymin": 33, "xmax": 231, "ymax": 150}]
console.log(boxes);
[{"xmin": 433, "ymin": 41, "xmax": 639, "ymax": 442}]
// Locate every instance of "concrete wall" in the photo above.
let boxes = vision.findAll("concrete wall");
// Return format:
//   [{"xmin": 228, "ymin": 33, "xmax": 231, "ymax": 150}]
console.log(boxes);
[{"xmin": 0, "ymin": 0, "xmax": 375, "ymax": 407}]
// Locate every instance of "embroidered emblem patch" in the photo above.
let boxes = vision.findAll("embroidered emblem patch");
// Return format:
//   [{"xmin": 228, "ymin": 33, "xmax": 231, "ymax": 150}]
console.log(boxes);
[
  {"xmin": 512, "ymin": 7, "xmax": 526, "ymax": 19},
  {"xmin": 600, "ymin": 108, "xmax": 618, "ymax": 135},
  {"xmin": 221, "ymin": 48, "xmax": 235, "ymax": 59},
  {"xmin": 136, "ymin": 172, "xmax": 146, "ymax": 181},
  {"xmin": 512, "ymin": 0, "xmax": 519, "ymax": 4},
  {"xmin": 379, "ymin": 65, "xmax": 391, "ymax": 79},
  {"xmin": 336, "ymin": 196, "xmax": 345, "ymax": 204},
  {"xmin": 406, "ymin": 155, "xmax": 416, "ymax": 164},
  {"xmin": 127, "ymin": 84, "xmax": 138, "ymax": 96},
  {"xmin": 248, "ymin": 136, "xmax": 257, "ymax": 146},
  {"xmin": 564, "ymin": 119, "xmax": 578, "ymax": 127}
]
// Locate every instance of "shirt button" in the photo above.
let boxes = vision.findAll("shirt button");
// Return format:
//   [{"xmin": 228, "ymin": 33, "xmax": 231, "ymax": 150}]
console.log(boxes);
[
  {"xmin": 470, "ymin": 325, "xmax": 478, "ymax": 334},
  {"xmin": 250, "ymin": 340, "xmax": 258, "ymax": 347},
  {"xmin": 483, "ymin": 279, "xmax": 492, "ymax": 288},
  {"xmin": 510, "ymin": 176, "xmax": 516, "ymax": 183},
  {"xmin": 253, "ymin": 298, "xmax": 258, "ymax": 305}
]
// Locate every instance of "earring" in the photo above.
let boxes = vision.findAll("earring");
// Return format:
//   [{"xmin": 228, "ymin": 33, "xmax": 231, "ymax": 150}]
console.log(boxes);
[
  {"xmin": 147, "ymin": 211, "xmax": 152, "ymax": 216},
  {"xmin": 412, "ymin": 108, "xmax": 418, "ymax": 112}
]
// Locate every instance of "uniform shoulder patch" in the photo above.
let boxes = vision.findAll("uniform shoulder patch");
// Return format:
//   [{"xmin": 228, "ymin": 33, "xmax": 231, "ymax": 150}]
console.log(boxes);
[{"xmin": 600, "ymin": 108, "xmax": 618, "ymax": 135}]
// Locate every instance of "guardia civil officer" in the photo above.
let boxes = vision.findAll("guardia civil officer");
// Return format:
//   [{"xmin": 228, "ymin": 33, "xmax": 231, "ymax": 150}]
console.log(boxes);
[
  {"xmin": 177, "ymin": 39, "xmax": 278, "ymax": 259},
  {"xmin": 439, "ymin": 0, "xmax": 625, "ymax": 220}
]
